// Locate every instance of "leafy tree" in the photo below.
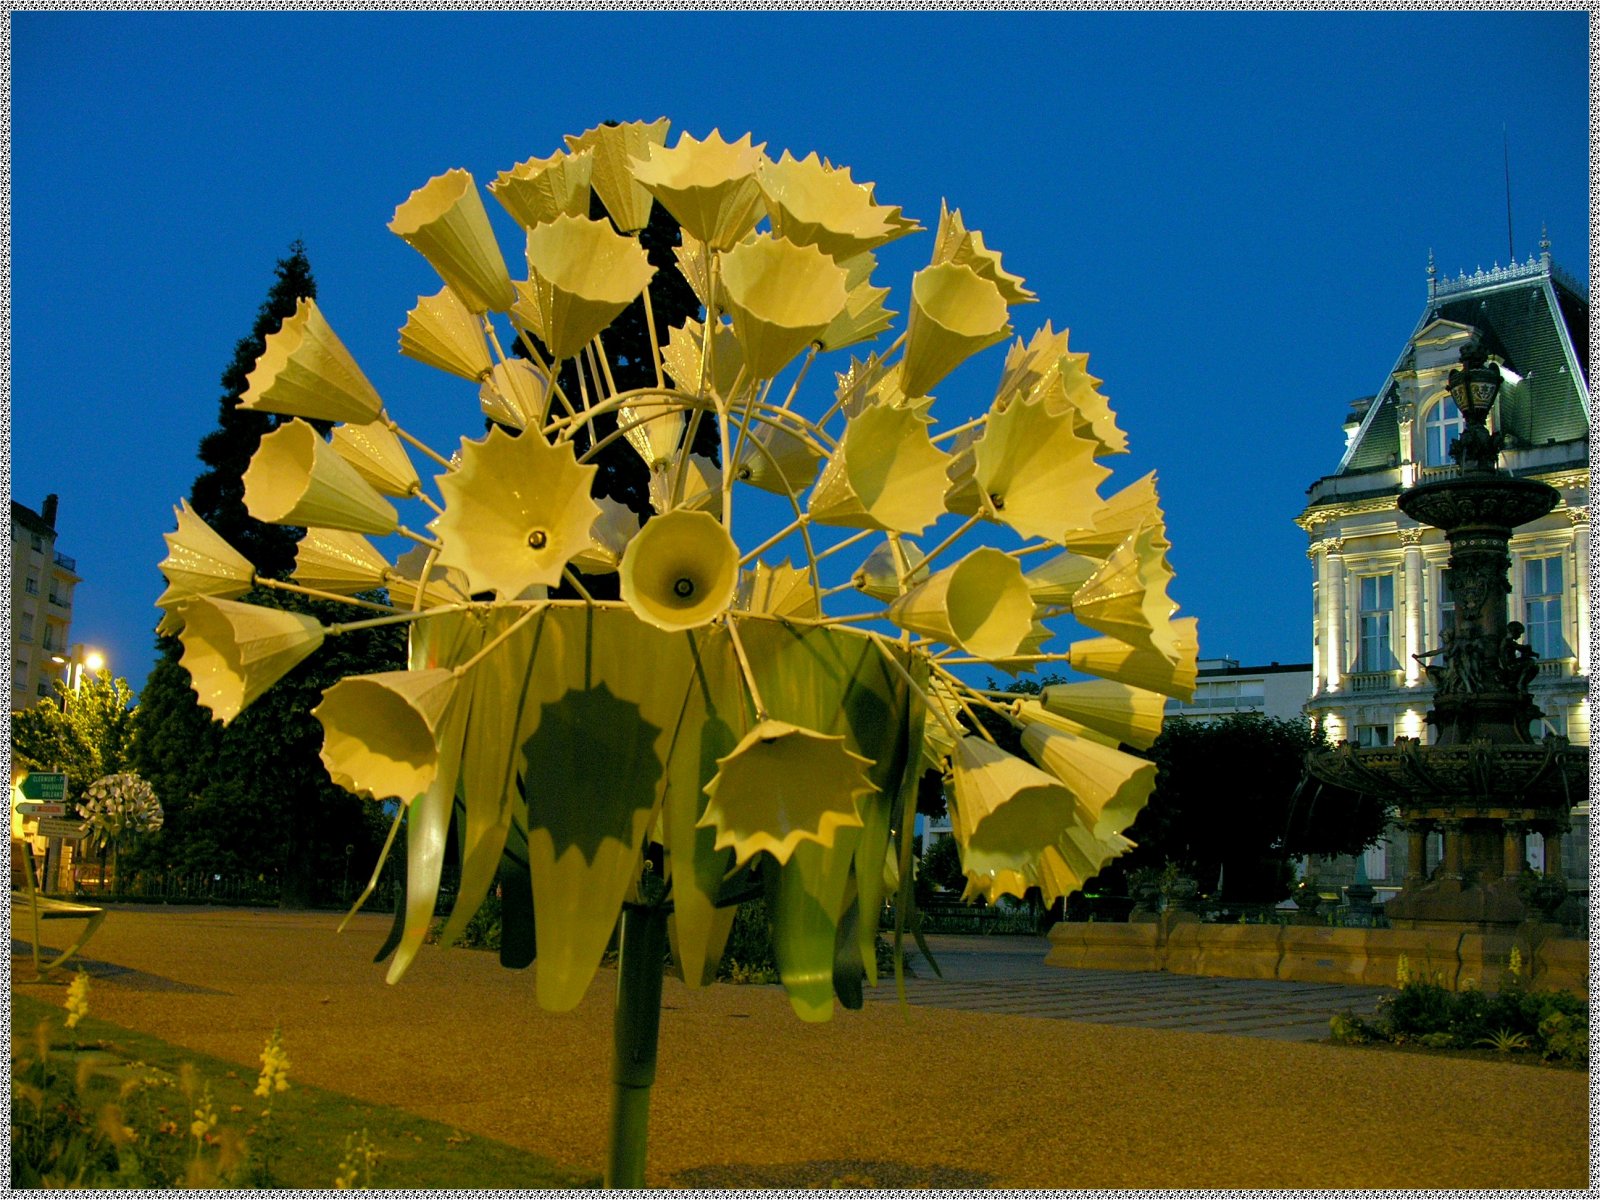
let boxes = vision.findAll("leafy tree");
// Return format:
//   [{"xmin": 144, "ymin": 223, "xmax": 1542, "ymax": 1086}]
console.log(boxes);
[
  {"xmin": 131, "ymin": 244, "xmax": 403, "ymax": 905},
  {"xmin": 10, "ymin": 671, "xmax": 138, "ymax": 799}
]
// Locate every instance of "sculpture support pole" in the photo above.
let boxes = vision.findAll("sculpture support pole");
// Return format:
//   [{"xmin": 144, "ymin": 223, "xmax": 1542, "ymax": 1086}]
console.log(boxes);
[{"xmin": 606, "ymin": 900, "xmax": 667, "ymax": 1189}]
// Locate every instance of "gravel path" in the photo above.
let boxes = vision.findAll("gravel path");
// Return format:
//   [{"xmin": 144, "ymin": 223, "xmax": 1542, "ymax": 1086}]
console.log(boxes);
[{"xmin": 10, "ymin": 906, "xmax": 1590, "ymax": 1189}]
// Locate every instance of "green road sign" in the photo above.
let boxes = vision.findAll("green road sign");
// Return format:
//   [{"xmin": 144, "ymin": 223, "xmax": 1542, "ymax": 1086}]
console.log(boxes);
[{"xmin": 19, "ymin": 772, "xmax": 68, "ymax": 801}]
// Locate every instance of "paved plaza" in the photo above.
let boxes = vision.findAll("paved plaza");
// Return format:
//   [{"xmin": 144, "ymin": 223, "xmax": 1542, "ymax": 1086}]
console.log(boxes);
[{"xmin": 9, "ymin": 906, "xmax": 1590, "ymax": 1189}]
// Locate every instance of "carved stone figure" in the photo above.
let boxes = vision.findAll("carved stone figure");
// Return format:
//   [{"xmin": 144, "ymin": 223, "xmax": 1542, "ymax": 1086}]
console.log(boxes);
[{"xmin": 1498, "ymin": 620, "xmax": 1539, "ymax": 693}]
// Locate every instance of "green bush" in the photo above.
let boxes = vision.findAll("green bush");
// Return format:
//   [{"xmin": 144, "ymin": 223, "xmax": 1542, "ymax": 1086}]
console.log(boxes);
[{"xmin": 717, "ymin": 898, "xmax": 778, "ymax": 981}]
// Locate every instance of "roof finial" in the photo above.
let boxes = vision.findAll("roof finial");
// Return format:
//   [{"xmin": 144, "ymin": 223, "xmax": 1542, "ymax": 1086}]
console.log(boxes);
[
  {"xmin": 1426, "ymin": 248, "xmax": 1436, "ymax": 299},
  {"xmin": 1539, "ymin": 222, "xmax": 1551, "ymax": 263}
]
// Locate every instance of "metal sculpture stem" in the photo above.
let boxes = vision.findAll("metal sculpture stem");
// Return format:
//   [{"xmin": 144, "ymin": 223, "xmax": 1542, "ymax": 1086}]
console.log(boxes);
[{"xmin": 606, "ymin": 900, "xmax": 668, "ymax": 1189}]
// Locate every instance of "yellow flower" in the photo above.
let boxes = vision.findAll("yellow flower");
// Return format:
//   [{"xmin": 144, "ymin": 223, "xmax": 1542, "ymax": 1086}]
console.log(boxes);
[
  {"xmin": 1507, "ymin": 947, "xmax": 1523, "ymax": 977},
  {"xmin": 1395, "ymin": 954, "xmax": 1411, "ymax": 987},
  {"xmin": 256, "ymin": 1027, "xmax": 290, "ymax": 1099},
  {"xmin": 64, "ymin": 969, "xmax": 90, "ymax": 1028}
]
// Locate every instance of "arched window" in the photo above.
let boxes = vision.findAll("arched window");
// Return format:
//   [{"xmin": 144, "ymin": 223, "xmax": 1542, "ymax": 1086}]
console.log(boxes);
[{"xmin": 1420, "ymin": 398, "xmax": 1464, "ymax": 466}]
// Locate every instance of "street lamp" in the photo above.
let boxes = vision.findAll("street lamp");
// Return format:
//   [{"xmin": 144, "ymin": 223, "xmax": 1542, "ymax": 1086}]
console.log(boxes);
[{"xmin": 39, "ymin": 643, "xmax": 108, "ymax": 891}]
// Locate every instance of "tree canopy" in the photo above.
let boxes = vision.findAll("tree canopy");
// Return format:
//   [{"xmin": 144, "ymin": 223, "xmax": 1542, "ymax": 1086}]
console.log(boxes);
[{"xmin": 10, "ymin": 671, "xmax": 138, "ymax": 800}]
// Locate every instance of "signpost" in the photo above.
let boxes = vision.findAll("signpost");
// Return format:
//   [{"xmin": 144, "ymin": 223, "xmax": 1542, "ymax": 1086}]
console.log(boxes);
[
  {"xmin": 19, "ymin": 772, "xmax": 68, "ymax": 801},
  {"xmin": 16, "ymin": 802, "xmax": 68, "ymax": 819},
  {"xmin": 16, "ymin": 771, "xmax": 72, "ymax": 891},
  {"xmin": 36, "ymin": 817, "xmax": 87, "ymax": 841}
]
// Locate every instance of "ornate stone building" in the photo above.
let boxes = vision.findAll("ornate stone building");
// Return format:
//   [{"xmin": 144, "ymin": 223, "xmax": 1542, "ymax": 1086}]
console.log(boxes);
[
  {"xmin": 1297, "ymin": 243, "xmax": 1588, "ymax": 883},
  {"xmin": 10, "ymin": 495, "xmax": 80, "ymax": 712}
]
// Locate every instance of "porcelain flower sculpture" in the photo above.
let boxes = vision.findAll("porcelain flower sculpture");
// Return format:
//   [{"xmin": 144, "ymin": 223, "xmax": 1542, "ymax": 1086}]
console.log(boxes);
[{"xmin": 158, "ymin": 127, "xmax": 1197, "ymax": 1132}]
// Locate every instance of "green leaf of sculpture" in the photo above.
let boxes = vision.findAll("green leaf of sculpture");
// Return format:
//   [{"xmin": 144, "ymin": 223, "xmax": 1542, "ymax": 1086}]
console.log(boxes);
[
  {"xmin": 700, "ymin": 719, "xmax": 875, "ymax": 866},
  {"xmin": 769, "ymin": 826, "xmax": 862, "ymax": 1023},
  {"xmin": 523, "ymin": 682, "xmax": 664, "ymax": 1011}
]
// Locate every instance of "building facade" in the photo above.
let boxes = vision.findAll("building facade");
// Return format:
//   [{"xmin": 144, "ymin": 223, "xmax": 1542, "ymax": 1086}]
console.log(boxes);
[
  {"xmin": 10, "ymin": 495, "xmax": 79, "ymax": 712},
  {"xmin": 1164, "ymin": 659, "xmax": 1313, "ymax": 724},
  {"xmin": 1297, "ymin": 246, "xmax": 1589, "ymax": 887}
]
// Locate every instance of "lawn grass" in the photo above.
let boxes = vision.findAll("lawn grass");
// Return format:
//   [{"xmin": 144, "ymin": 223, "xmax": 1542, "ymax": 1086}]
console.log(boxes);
[{"xmin": 10, "ymin": 992, "xmax": 598, "ymax": 1189}]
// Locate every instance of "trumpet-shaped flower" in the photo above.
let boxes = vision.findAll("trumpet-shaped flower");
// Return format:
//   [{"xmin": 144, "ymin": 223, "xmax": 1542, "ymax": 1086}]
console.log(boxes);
[
  {"xmin": 489, "ymin": 147, "xmax": 595, "ymax": 229},
  {"xmin": 631, "ymin": 128, "xmax": 768, "ymax": 249},
  {"xmin": 156, "ymin": 500, "xmax": 255, "ymax": 609},
  {"xmin": 719, "ymin": 233, "xmax": 850, "ymax": 381},
  {"xmin": 565, "ymin": 118, "xmax": 671, "ymax": 233},
  {"xmin": 241, "ymin": 298, "xmax": 385, "ymax": 424},
  {"xmin": 177, "ymin": 596, "xmax": 326, "ymax": 724},
  {"xmin": 398, "ymin": 286, "xmax": 492, "ymax": 381},
  {"xmin": 756, "ymin": 151, "xmax": 920, "ymax": 259},
  {"xmin": 931, "ymin": 202, "xmax": 1036, "ymax": 306},
  {"xmin": 699, "ymin": 719, "xmax": 875, "ymax": 865},
  {"xmin": 520, "ymin": 215, "xmax": 657, "ymax": 362},
  {"xmin": 808, "ymin": 403, "xmax": 952, "ymax": 534},
  {"xmin": 315, "ymin": 668, "xmax": 459, "ymax": 802},
  {"xmin": 389, "ymin": 169, "xmax": 515, "ymax": 313},
  {"xmin": 434, "ymin": 426, "xmax": 602, "ymax": 598}
]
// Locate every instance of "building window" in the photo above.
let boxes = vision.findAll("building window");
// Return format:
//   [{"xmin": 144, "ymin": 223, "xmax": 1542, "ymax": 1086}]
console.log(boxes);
[
  {"xmin": 42, "ymin": 626, "xmax": 56, "ymax": 651},
  {"xmin": 30, "ymin": 533, "xmax": 43, "ymax": 552},
  {"xmin": 1420, "ymin": 398, "xmax": 1464, "ymax": 467},
  {"xmin": 25, "ymin": 575, "xmax": 39, "ymax": 595},
  {"xmin": 1523, "ymin": 556, "xmax": 1566, "ymax": 659},
  {"xmin": 37, "ymin": 680, "xmax": 50, "ymax": 697},
  {"xmin": 1356, "ymin": 723, "xmax": 1391, "ymax": 748},
  {"xmin": 1356, "ymin": 574, "xmax": 1395, "ymax": 671},
  {"xmin": 1436, "ymin": 568, "xmax": 1454, "ymax": 637},
  {"xmin": 1363, "ymin": 841, "xmax": 1389, "ymax": 881}
]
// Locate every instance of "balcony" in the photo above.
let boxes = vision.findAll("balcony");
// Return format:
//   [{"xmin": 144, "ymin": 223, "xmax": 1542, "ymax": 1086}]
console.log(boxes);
[
  {"xmin": 53, "ymin": 552, "xmax": 76, "ymax": 572},
  {"xmin": 1347, "ymin": 670, "xmax": 1402, "ymax": 693},
  {"xmin": 1536, "ymin": 658, "xmax": 1576, "ymax": 680}
]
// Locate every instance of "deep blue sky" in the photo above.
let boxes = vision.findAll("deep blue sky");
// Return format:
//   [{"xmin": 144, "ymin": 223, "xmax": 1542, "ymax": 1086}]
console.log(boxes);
[{"xmin": 10, "ymin": 11, "xmax": 1590, "ymax": 694}]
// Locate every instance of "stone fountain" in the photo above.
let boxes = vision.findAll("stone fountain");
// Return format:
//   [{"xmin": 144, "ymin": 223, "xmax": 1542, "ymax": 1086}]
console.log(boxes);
[{"xmin": 1306, "ymin": 343, "xmax": 1588, "ymax": 929}]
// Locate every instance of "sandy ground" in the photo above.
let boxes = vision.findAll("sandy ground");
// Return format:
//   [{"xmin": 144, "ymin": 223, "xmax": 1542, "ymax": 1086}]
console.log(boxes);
[{"xmin": 9, "ymin": 905, "xmax": 1591, "ymax": 1189}]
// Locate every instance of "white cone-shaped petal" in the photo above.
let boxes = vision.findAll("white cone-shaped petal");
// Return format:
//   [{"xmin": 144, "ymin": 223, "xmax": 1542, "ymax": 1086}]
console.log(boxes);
[
  {"xmin": 632, "ymin": 129, "xmax": 767, "ymax": 250},
  {"xmin": 330, "ymin": 421, "xmax": 419, "ymax": 498},
  {"xmin": 294, "ymin": 527, "xmax": 391, "ymax": 593},
  {"xmin": 699, "ymin": 719, "xmax": 873, "ymax": 865},
  {"xmin": 931, "ymin": 202, "xmax": 1036, "ymax": 305},
  {"xmin": 1071, "ymin": 524, "xmax": 1178, "ymax": 652},
  {"xmin": 157, "ymin": 500, "xmax": 255, "ymax": 604},
  {"xmin": 569, "ymin": 497, "xmax": 641, "ymax": 575},
  {"xmin": 662, "ymin": 318, "xmax": 745, "ymax": 401},
  {"xmin": 433, "ymin": 425, "xmax": 601, "ymax": 598},
  {"xmin": 948, "ymin": 393, "xmax": 1108, "ymax": 541},
  {"xmin": 1060, "ymin": 471, "xmax": 1166, "ymax": 559},
  {"xmin": 720, "ymin": 234, "xmax": 849, "ymax": 380},
  {"xmin": 398, "ymin": 287, "xmax": 492, "ymax": 381},
  {"xmin": 619, "ymin": 394, "xmax": 687, "ymax": 468},
  {"xmin": 1069, "ymin": 616, "xmax": 1200, "ymax": 700},
  {"xmin": 389, "ymin": 168, "xmax": 515, "ymax": 313},
  {"xmin": 478, "ymin": 359, "xmax": 550, "ymax": 431},
  {"xmin": 850, "ymin": 537, "xmax": 925, "ymax": 601},
  {"xmin": 177, "ymin": 596, "xmax": 325, "ymax": 724},
  {"xmin": 887, "ymin": 547, "xmax": 1033, "ymax": 659},
  {"xmin": 1020, "ymin": 722, "xmax": 1157, "ymax": 840},
  {"xmin": 523, "ymin": 215, "xmax": 656, "ymax": 362},
  {"xmin": 735, "ymin": 559, "xmax": 819, "ymax": 620},
  {"xmin": 1038, "ymin": 679, "xmax": 1167, "ymax": 751},
  {"xmin": 618, "ymin": 508, "xmax": 738, "ymax": 632},
  {"xmin": 649, "ymin": 453, "xmax": 722, "ymax": 518},
  {"xmin": 900, "ymin": 262, "xmax": 1011, "ymax": 400},
  {"xmin": 565, "ymin": 118, "xmax": 670, "ymax": 233},
  {"xmin": 1024, "ymin": 549, "xmax": 1101, "ymax": 605},
  {"xmin": 807, "ymin": 404, "xmax": 951, "ymax": 534},
  {"xmin": 489, "ymin": 147, "xmax": 595, "ymax": 229},
  {"xmin": 243, "ymin": 420, "xmax": 398, "ymax": 535},
  {"xmin": 315, "ymin": 668, "xmax": 459, "ymax": 801},
  {"xmin": 732, "ymin": 420, "xmax": 823, "ymax": 495},
  {"xmin": 240, "ymin": 298, "xmax": 385, "ymax": 424},
  {"xmin": 756, "ymin": 151, "xmax": 920, "ymax": 259}
]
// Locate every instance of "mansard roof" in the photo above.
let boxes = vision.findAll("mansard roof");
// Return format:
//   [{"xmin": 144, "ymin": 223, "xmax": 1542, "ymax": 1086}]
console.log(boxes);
[{"xmin": 1334, "ymin": 253, "xmax": 1589, "ymax": 475}]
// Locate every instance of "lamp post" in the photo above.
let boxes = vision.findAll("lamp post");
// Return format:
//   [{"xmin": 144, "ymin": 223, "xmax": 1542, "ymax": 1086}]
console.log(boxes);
[{"xmin": 40, "ymin": 644, "xmax": 107, "ymax": 892}]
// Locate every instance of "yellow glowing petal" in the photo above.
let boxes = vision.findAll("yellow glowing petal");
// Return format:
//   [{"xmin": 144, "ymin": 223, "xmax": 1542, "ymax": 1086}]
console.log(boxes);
[
  {"xmin": 398, "ymin": 286, "xmax": 492, "ymax": 381},
  {"xmin": 619, "ymin": 508, "xmax": 738, "ymax": 632},
  {"xmin": 315, "ymin": 668, "xmax": 460, "ymax": 802},
  {"xmin": 735, "ymin": 559, "xmax": 820, "ymax": 620},
  {"xmin": 522, "ymin": 214, "xmax": 656, "ymax": 362},
  {"xmin": 631, "ymin": 128, "xmax": 768, "ymax": 250},
  {"xmin": 157, "ymin": 500, "xmax": 255, "ymax": 605},
  {"xmin": 1036, "ymin": 679, "xmax": 1167, "ymax": 751},
  {"xmin": 1020, "ymin": 721, "xmax": 1157, "ymax": 840},
  {"xmin": 293, "ymin": 527, "xmax": 391, "ymax": 594},
  {"xmin": 564, "ymin": 118, "xmax": 671, "ymax": 233},
  {"xmin": 662, "ymin": 318, "xmax": 746, "ymax": 402},
  {"xmin": 1024, "ymin": 548, "xmax": 1102, "ymax": 605},
  {"xmin": 948, "ymin": 394, "xmax": 1109, "ymax": 542},
  {"xmin": 699, "ymin": 719, "xmax": 874, "ymax": 865},
  {"xmin": 177, "ymin": 596, "xmax": 325, "ymax": 724},
  {"xmin": 329, "ymin": 420, "xmax": 420, "ymax": 498},
  {"xmin": 488, "ymin": 147, "xmax": 595, "ymax": 229},
  {"xmin": 900, "ymin": 262, "xmax": 1011, "ymax": 400},
  {"xmin": 1069, "ymin": 616, "xmax": 1200, "ymax": 700},
  {"xmin": 478, "ymin": 359, "xmax": 551, "ymax": 432},
  {"xmin": 240, "ymin": 298, "xmax": 385, "ymax": 424},
  {"xmin": 807, "ymin": 404, "xmax": 952, "ymax": 534},
  {"xmin": 648, "ymin": 452, "xmax": 723, "ymax": 518},
  {"xmin": 389, "ymin": 169, "xmax": 515, "ymax": 313},
  {"xmin": 950, "ymin": 736, "xmax": 1087, "ymax": 877},
  {"xmin": 569, "ymin": 497, "xmax": 641, "ymax": 575},
  {"xmin": 1071, "ymin": 524, "xmax": 1178, "ymax": 652},
  {"xmin": 931, "ymin": 201, "xmax": 1036, "ymax": 305},
  {"xmin": 850, "ymin": 537, "xmax": 926, "ymax": 601},
  {"xmin": 433, "ymin": 425, "xmax": 601, "ymax": 598},
  {"xmin": 719, "ymin": 233, "xmax": 850, "ymax": 380},
  {"xmin": 886, "ymin": 547, "xmax": 1034, "ymax": 660},
  {"xmin": 242, "ymin": 419, "xmax": 398, "ymax": 535},
  {"xmin": 756, "ymin": 150, "xmax": 921, "ymax": 259}
]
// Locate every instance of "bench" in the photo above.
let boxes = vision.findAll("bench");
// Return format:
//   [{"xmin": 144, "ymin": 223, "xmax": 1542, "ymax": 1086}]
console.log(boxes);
[{"xmin": 11, "ymin": 839, "xmax": 106, "ymax": 979}]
